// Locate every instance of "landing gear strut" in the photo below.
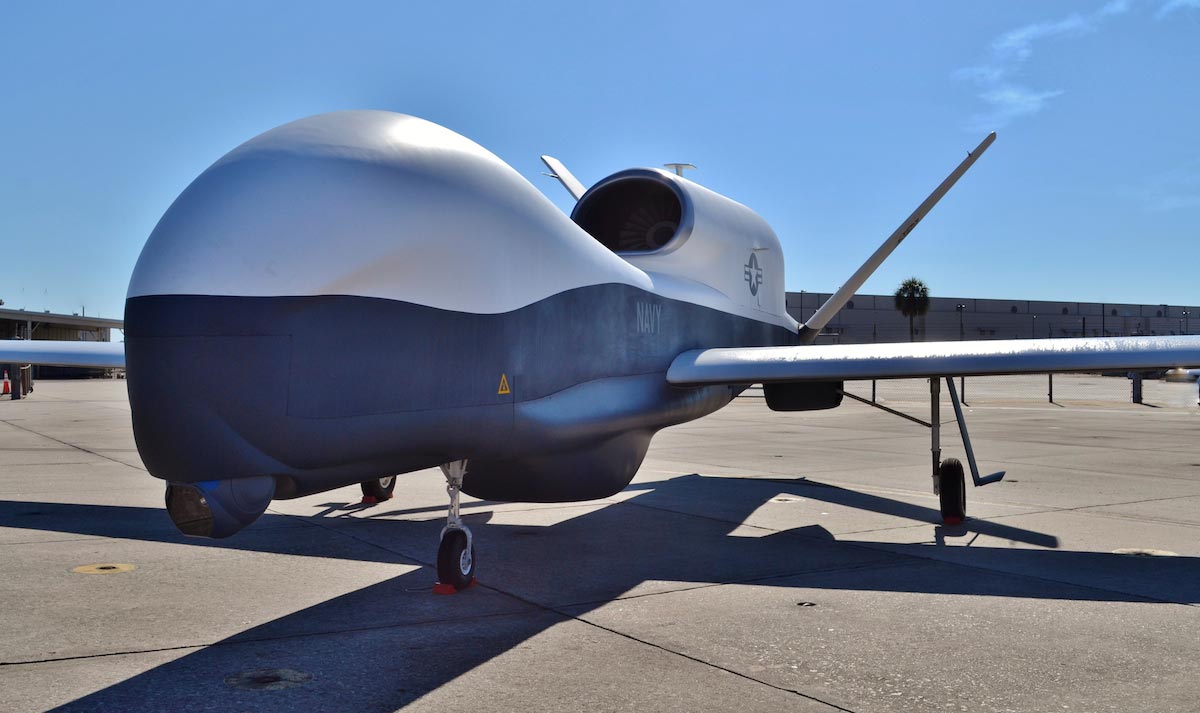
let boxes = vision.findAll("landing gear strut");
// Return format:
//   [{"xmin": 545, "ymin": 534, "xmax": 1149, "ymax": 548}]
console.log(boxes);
[
  {"xmin": 435, "ymin": 460, "xmax": 475, "ymax": 592},
  {"xmin": 929, "ymin": 377, "xmax": 1003, "ymax": 525},
  {"xmin": 842, "ymin": 377, "xmax": 1003, "ymax": 526}
]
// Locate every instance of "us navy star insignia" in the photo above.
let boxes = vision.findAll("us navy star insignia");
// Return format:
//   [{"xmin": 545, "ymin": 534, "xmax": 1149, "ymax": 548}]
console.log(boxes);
[{"xmin": 743, "ymin": 253, "xmax": 763, "ymax": 297}]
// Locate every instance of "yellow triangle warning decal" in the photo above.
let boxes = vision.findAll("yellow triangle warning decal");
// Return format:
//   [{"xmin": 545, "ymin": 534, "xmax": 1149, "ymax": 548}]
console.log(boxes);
[{"xmin": 497, "ymin": 373, "xmax": 511, "ymax": 395}]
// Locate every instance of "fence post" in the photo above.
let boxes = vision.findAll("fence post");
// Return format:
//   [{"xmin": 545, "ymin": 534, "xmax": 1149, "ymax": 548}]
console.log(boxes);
[
  {"xmin": 1048, "ymin": 373, "xmax": 1053, "ymax": 403},
  {"xmin": 871, "ymin": 379, "xmax": 876, "ymax": 403},
  {"xmin": 1131, "ymin": 372, "xmax": 1143, "ymax": 404},
  {"xmin": 7, "ymin": 363, "xmax": 18, "ymax": 401}
]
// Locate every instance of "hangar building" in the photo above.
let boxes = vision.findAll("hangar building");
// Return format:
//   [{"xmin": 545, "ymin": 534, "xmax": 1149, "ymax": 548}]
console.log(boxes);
[
  {"xmin": 1, "ymin": 307, "xmax": 123, "ymax": 380},
  {"xmin": 788, "ymin": 292, "xmax": 1199, "ymax": 344}
]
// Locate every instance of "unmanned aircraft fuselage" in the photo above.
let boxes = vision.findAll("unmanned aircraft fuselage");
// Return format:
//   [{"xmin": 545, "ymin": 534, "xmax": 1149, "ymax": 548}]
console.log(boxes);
[
  {"xmin": 7, "ymin": 110, "xmax": 1196, "ymax": 589},
  {"xmin": 123, "ymin": 111, "xmax": 795, "ymax": 531}
]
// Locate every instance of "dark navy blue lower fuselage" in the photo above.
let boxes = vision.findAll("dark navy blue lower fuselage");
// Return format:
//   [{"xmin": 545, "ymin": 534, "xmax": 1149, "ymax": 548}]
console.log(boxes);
[{"xmin": 124, "ymin": 284, "xmax": 794, "ymax": 502}]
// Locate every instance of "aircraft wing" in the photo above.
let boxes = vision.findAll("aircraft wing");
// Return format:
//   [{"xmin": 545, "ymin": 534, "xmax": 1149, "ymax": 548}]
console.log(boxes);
[
  {"xmin": 667, "ymin": 335, "xmax": 1200, "ymax": 385},
  {"xmin": 0, "ymin": 340, "xmax": 126, "ymax": 369}
]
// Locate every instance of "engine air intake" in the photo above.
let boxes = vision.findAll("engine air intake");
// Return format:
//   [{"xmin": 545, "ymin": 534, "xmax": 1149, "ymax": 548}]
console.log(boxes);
[{"xmin": 572, "ymin": 175, "xmax": 684, "ymax": 253}]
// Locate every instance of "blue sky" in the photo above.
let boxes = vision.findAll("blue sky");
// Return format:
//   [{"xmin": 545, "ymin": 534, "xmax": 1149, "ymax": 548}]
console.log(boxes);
[{"xmin": 1, "ymin": 0, "xmax": 1197, "ymax": 320}]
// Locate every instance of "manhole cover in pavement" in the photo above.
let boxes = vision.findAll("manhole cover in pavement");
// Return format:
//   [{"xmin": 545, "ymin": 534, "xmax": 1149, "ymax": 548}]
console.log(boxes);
[
  {"xmin": 1112, "ymin": 548, "xmax": 1178, "ymax": 557},
  {"xmin": 72, "ymin": 563, "xmax": 136, "ymax": 575},
  {"xmin": 225, "ymin": 668, "xmax": 313, "ymax": 691}
]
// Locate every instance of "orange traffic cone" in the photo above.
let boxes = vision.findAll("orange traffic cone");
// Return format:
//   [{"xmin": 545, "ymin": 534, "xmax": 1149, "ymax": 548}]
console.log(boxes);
[{"xmin": 1, "ymin": 371, "xmax": 9, "ymax": 396}]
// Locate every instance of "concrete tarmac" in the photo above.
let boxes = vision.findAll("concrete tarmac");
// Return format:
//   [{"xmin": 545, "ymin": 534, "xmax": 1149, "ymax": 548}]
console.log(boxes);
[{"xmin": 1, "ymin": 378, "xmax": 1197, "ymax": 712}]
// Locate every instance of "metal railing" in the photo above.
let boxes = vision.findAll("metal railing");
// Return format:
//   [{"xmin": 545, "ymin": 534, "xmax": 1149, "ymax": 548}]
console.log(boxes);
[{"xmin": 842, "ymin": 373, "xmax": 1198, "ymax": 409}]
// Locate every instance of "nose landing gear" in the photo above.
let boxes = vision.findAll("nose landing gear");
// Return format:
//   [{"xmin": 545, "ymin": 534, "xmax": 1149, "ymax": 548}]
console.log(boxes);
[{"xmin": 434, "ymin": 460, "xmax": 476, "ymax": 593}]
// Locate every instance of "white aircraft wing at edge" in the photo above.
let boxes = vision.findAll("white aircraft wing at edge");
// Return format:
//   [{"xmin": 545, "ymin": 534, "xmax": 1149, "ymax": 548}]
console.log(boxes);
[
  {"xmin": 667, "ymin": 335, "xmax": 1200, "ymax": 385},
  {"xmin": 0, "ymin": 340, "xmax": 126, "ymax": 369}
]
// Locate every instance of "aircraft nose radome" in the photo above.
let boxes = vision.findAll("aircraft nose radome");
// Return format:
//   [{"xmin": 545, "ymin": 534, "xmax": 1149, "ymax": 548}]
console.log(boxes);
[
  {"xmin": 122, "ymin": 110, "xmax": 646, "ymax": 495},
  {"xmin": 126, "ymin": 110, "xmax": 647, "ymax": 315}
]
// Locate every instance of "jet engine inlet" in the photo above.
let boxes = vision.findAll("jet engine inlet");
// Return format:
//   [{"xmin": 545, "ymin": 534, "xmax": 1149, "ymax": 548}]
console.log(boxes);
[
  {"xmin": 165, "ymin": 475, "xmax": 276, "ymax": 538},
  {"xmin": 572, "ymin": 175, "xmax": 684, "ymax": 253}
]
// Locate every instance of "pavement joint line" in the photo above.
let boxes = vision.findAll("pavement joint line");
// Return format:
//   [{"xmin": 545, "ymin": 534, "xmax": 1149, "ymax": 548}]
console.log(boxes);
[
  {"xmin": 974, "ymin": 492, "xmax": 1200, "ymax": 524},
  {"xmin": 0, "ymin": 608, "xmax": 552, "ymax": 668},
  {"xmin": 0, "ymin": 418, "xmax": 146, "ymax": 472},
  {"xmin": 550, "ymin": 558, "xmax": 906, "ymax": 611},
  {"xmin": 629, "ymin": 474, "xmax": 1041, "ymax": 521},
  {"xmin": 1, "ymin": 462, "xmax": 102, "ymax": 467},
  {"xmin": 802, "ymin": 475, "xmax": 1199, "ymax": 516},
  {"xmin": 281, "ymin": 498, "xmax": 619, "ymax": 528},
  {"xmin": 0, "ymin": 535, "xmax": 106, "ymax": 546},
  {"xmin": 298, "ymin": 476, "xmax": 1200, "ymax": 614},
  {"xmin": 269, "ymin": 507, "xmax": 443, "ymax": 571},
  {"xmin": 597, "ymin": 490, "xmax": 1197, "ymax": 605},
  {"xmin": 838, "ymin": 398, "xmax": 1200, "ymax": 417},
  {"xmin": 962, "ymin": 404, "xmax": 1200, "ymax": 416},
  {"xmin": 285, "ymin": 504, "xmax": 867, "ymax": 711},
  {"xmin": 627, "ymin": 502, "xmax": 1193, "ymax": 603},
  {"xmin": 616, "ymin": 499, "xmax": 782, "ymax": 535},
  {"xmin": 282, "ymin": 501, "xmax": 899, "ymax": 608},
  {"xmin": 835, "ymin": 522, "xmax": 955, "ymax": 537},
  {"xmin": 989, "ymin": 459, "xmax": 1200, "ymax": 483},
  {"xmin": 560, "ymin": 613, "xmax": 860, "ymax": 713},
  {"xmin": 612, "ymin": 486, "xmax": 1199, "ymax": 607},
  {"xmin": 1064, "ymin": 505, "xmax": 1200, "ymax": 530},
  {"xmin": 1, "ymin": 462, "xmax": 99, "ymax": 468},
  {"xmin": 846, "ymin": 537, "xmax": 1193, "ymax": 607},
  {"xmin": 839, "ymin": 491, "xmax": 1200, "ymax": 537}
]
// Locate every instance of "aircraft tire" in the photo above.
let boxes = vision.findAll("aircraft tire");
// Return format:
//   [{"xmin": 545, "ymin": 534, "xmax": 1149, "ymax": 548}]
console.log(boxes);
[
  {"xmin": 938, "ymin": 458, "xmax": 966, "ymax": 525},
  {"xmin": 360, "ymin": 476, "xmax": 397, "ymax": 501},
  {"xmin": 437, "ymin": 529, "xmax": 475, "ymax": 591}
]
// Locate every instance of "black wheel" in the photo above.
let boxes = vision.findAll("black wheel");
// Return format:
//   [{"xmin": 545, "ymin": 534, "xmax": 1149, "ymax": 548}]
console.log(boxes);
[
  {"xmin": 360, "ymin": 475, "xmax": 396, "ymax": 501},
  {"xmin": 437, "ymin": 529, "xmax": 475, "ymax": 591},
  {"xmin": 938, "ymin": 458, "xmax": 966, "ymax": 525}
]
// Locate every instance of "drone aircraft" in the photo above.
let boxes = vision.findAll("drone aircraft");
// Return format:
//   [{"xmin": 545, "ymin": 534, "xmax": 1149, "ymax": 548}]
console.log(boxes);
[{"xmin": 5, "ymin": 110, "xmax": 1197, "ymax": 591}]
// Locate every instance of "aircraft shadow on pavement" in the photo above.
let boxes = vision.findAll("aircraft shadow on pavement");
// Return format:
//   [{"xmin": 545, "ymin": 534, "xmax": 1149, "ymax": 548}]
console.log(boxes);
[{"xmin": 0, "ymin": 473, "xmax": 1196, "ymax": 711}]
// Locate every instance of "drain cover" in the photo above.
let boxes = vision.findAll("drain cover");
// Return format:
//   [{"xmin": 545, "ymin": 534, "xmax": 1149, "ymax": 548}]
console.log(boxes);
[
  {"xmin": 772, "ymin": 496, "xmax": 802, "ymax": 503},
  {"xmin": 225, "ymin": 668, "xmax": 312, "ymax": 691},
  {"xmin": 1112, "ymin": 548, "xmax": 1178, "ymax": 557},
  {"xmin": 72, "ymin": 563, "xmax": 136, "ymax": 575}
]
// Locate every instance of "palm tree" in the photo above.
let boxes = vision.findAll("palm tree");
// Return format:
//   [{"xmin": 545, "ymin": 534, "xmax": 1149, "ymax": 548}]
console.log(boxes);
[{"xmin": 894, "ymin": 277, "xmax": 930, "ymax": 342}]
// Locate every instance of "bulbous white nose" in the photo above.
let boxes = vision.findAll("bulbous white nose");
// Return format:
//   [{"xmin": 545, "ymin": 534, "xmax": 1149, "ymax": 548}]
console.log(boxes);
[{"xmin": 128, "ymin": 110, "xmax": 643, "ymax": 314}]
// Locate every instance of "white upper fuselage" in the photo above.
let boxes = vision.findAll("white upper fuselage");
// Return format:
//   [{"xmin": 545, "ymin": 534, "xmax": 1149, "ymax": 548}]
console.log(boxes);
[{"xmin": 127, "ymin": 111, "xmax": 797, "ymax": 331}]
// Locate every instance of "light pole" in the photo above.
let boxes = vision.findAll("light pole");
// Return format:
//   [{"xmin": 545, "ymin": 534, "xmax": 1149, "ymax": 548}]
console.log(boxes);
[
  {"xmin": 1032, "ymin": 314, "xmax": 1037, "ymax": 339},
  {"xmin": 956, "ymin": 303, "xmax": 965, "ymax": 340},
  {"xmin": 1184, "ymin": 311, "xmax": 1191, "ymax": 335}
]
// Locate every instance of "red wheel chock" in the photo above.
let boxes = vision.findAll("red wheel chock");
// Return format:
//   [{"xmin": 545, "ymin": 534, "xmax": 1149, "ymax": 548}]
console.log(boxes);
[{"xmin": 432, "ymin": 577, "xmax": 477, "ymax": 595}]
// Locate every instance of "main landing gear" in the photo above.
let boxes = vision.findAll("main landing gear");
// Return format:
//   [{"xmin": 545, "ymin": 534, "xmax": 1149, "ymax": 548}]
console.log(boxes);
[
  {"xmin": 936, "ymin": 458, "xmax": 966, "ymax": 526},
  {"xmin": 840, "ymin": 376, "xmax": 1004, "ymax": 526},
  {"xmin": 360, "ymin": 475, "xmax": 396, "ymax": 503},
  {"xmin": 434, "ymin": 460, "xmax": 476, "ymax": 593},
  {"xmin": 929, "ymin": 376, "xmax": 1004, "ymax": 525}
]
